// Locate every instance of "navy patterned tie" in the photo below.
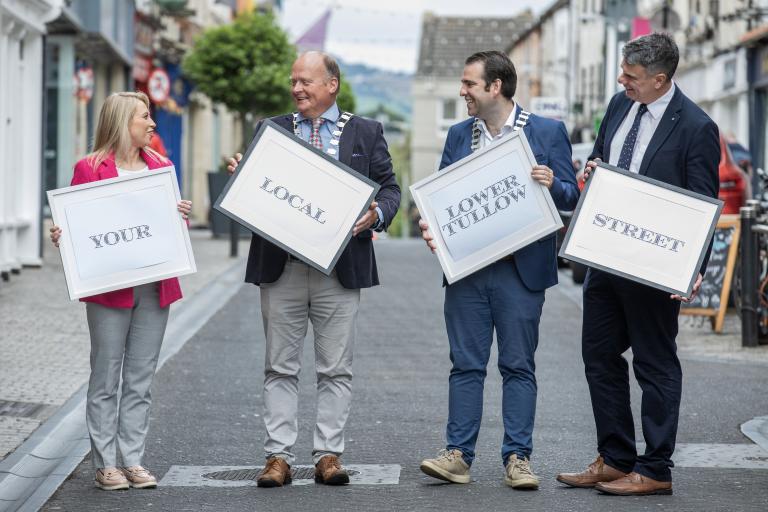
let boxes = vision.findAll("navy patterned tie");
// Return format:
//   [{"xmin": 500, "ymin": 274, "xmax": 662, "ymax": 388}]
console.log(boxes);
[{"xmin": 617, "ymin": 103, "xmax": 648, "ymax": 171}]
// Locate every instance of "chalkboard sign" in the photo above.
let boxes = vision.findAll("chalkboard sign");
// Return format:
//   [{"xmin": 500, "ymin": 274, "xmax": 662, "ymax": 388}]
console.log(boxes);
[{"xmin": 680, "ymin": 215, "xmax": 740, "ymax": 332}]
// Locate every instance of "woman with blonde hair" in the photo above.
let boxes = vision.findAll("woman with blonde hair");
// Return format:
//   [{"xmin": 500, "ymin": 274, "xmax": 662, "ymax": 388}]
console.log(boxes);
[{"xmin": 50, "ymin": 91, "xmax": 191, "ymax": 490}]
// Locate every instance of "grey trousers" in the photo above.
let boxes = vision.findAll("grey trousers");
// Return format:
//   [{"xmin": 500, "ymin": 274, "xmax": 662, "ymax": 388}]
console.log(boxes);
[
  {"xmin": 85, "ymin": 284, "xmax": 169, "ymax": 469},
  {"xmin": 260, "ymin": 259, "xmax": 360, "ymax": 465}
]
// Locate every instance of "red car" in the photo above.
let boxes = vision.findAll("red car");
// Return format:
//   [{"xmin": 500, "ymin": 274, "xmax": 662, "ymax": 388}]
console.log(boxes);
[{"xmin": 719, "ymin": 133, "xmax": 751, "ymax": 214}]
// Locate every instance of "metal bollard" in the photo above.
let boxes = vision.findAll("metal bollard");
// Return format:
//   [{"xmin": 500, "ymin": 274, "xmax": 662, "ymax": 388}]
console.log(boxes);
[
  {"xmin": 746, "ymin": 199, "xmax": 762, "ymax": 216},
  {"xmin": 740, "ymin": 206, "xmax": 759, "ymax": 347}
]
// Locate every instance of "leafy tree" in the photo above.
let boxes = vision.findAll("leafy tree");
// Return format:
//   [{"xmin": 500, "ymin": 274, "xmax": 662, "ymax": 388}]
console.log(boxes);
[
  {"xmin": 336, "ymin": 78, "xmax": 356, "ymax": 114},
  {"xmin": 182, "ymin": 11, "xmax": 296, "ymax": 147}
]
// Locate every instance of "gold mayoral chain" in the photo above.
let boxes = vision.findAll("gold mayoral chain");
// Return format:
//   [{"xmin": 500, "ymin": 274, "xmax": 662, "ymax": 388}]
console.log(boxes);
[
  {"xmin": 470, "ymin": 109, "xmax": 530, "ymax": 152},
  {"xmin": 292, "ymin": 111, "xmax": 354, "ymax": 157}
]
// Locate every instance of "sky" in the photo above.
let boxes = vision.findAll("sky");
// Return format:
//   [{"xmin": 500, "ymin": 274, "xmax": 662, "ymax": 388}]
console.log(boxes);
[{"xmin": 279, "ymin": 0, "xmax": 547, "ymax": 74}]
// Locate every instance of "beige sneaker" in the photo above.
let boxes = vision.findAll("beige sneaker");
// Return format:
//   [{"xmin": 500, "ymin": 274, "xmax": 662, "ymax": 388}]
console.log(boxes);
[
  {"xmin": 505, "ymin": 454, "xmax": 540, "ymax": 490},
  {"xmin": 122, "ymin": 465, "xmax": 158, "ymax": 489},
  {"xmin": 419, "ymin": 449, "xmax": 471, "ymax": 484},
  {"xmin": 95, "ymin": 467, "xmax": 129, "ymax": 490}
]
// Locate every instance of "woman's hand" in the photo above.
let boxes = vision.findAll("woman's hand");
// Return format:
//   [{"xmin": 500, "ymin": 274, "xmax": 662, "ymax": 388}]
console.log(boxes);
[
  {"xmin": 227, "ymin": 153, "xmax": 242, "ymax": 176},
  {"xmin": 177, "ymin": 200, "xmax": 192, "ymax": 219},
  {"xmin": 49, "ymin": 226, "xmax": 62, "ymax": 248}
]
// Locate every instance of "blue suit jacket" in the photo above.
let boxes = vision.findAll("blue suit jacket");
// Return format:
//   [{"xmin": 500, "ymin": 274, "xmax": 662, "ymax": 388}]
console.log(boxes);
[
  {"xmin": 245, "ymin": 114, "xmax": 401, "ymax": 289},
  {"xmin": 589, "ymin": 88, "xmax": 720, "ymax": 274},
  {"xmin": 440, "ymin": 110, "xmax": 580, "ymax": 291}
]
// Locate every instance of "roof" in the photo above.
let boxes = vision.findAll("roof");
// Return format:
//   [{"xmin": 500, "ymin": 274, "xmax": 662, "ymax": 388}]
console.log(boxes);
[
  {"xmin": 507, "ymin": 0, "xmax": 568, "ymax": 52},
  {"xmin": 416, "ymin": 12, "xmax": 535, "ymax": 78}
]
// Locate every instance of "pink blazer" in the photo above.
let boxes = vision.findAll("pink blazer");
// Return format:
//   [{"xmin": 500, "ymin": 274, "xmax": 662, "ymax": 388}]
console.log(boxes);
[{"xmin": 70, "ymin": 150, "xmax": 183, "ymax": 309}]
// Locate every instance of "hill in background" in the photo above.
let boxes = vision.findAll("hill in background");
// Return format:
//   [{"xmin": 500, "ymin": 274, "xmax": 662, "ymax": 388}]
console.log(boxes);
[{"xmin": 339, "ymin": 60, "xmax": 413, "ymax": 122}]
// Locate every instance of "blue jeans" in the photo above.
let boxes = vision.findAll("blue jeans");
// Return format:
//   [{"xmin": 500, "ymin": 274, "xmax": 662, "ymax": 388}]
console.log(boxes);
[{"xmin": 444, "ymin": 260, "xmax": 544, "ymax": 466}]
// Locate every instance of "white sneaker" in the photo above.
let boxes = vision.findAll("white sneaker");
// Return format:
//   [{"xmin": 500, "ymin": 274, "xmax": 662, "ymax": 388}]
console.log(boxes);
[
  {"xmin": 420, "ymin": 449, "xmax": 471, "ymax": 484},
  {"xmin": 95, "ymin": 467, "xmax": 129, "ymax": 490},
  {"xmin": 504, "ymin": 454, "xmax": 540, "ymax": 489}
]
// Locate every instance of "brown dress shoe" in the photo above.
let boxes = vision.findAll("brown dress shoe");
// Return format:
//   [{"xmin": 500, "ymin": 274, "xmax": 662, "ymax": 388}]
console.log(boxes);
[
  {"xmin": 556, "ymin": 455, "xmax": 628, "ymax": 488},
  {"xmin": 314, "ymin": 455, "xmax": 350, "ymax": 485},
  {"xmin": 595, "ymin": 472, "xmax": 672, "ymax": 496},
  {"xmin": 257, "ymin": 457, "xmax": 292, "ymax": 488}
]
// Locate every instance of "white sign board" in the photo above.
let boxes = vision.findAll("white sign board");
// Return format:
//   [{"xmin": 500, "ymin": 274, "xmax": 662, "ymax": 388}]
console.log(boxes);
[
  {"xmin": 47, "ymin": 167, "xmax": 196, "ymax": 300},
  {"xmin": 559, "ymin": 163, "xmax": 723, "ymax": 296},
  {"xmin": 214, "ymin": 120, "xmax": 380, "ymax": 275},
  {"xmin": 530, "ymin": 96, "xmax": 568, "ymax": 119},
  {"xmin": 410, "ymin": 130, "xmax": 563, "ymax": 284}
]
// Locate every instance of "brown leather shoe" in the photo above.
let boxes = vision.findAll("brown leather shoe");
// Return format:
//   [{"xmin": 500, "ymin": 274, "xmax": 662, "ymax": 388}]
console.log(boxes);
[
  {"xmin": 314, "ymin": 455, "xmax": 350, "ymax": 485},
  {"xmin": 257, "ymin": 457, "xmax": 292, "ymax": 488},
  {"xmin": 595, "ymin": 472, "xmax": 672, "ymax": 496},
  {"xmin": 556, "ymin": 455, "xmax": 628, "ymax": 488}
]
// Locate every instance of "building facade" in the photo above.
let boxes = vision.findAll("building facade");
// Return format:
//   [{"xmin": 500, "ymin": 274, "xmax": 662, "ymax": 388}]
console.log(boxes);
[
  {"xmin": 411, "ymin": 12, "xmax": 534, "ymax": 182},
  {"xmin": 0, "ymin": 0, "xmax": 60, "ymax": 279}
]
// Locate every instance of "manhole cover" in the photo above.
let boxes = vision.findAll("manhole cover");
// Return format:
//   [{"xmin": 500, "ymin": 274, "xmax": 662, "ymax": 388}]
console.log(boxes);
[{"xmin": 204, "ymin": 467, "xmax": 360, "ymax": 481}]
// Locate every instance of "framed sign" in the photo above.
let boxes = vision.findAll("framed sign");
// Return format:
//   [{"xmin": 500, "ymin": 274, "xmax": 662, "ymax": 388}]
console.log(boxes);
[
  {"xmin": 680, "ymin": 214, "xmax": 740, "ymax": 332},
  {"xmin": 559, "ymin": 162, "xmax": 724, "ymax": 297},
  {"xmin": 47, "ymin": 167, "xmax": 196, "ymax": 300},
  {"xmin": 410, "ymin": 130, "xmax": 563, "ymax": 284},
  {"xmin": 214, "ymin": 120, "xmax": 380, "ymax": 275}
]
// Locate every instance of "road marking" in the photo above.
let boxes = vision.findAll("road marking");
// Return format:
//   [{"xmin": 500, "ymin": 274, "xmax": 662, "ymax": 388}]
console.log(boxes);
[
  {"xmin": 159, "ymin": 464, "xmax": 401, "ymax": 487},
  {"xmin": 660, "ymin": 444, "xmax": 768, "ymax": 469}
]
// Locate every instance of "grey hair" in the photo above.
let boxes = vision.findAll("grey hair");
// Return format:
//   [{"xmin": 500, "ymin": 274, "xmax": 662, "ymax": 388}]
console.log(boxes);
[{"xmin": 622, "ymin": 32, "xmax": 679, "ymax": 80}]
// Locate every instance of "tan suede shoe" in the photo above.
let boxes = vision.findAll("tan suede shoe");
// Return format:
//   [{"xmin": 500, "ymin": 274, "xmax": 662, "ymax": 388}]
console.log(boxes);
[
  {"xmin": 556, "ymin": 455, "xmax": 628, "ymax": 488},
  {"xmin": 314, "ymin": 455, "xmax": 350, "ymax": 485},
  {"xmin": 257, "ymin": 457, "xmax": 292, "ymax": 488},
  {"xmin": 95, "ymin": 467, "xmax": 129, "ymax": 491},
  {"xmin": 122, "ymin": 465, "xmax": 157, "ymax": 489},
  {"xmin": 595, "ymin": 472, "xmax": 672, "ymax": 496}
]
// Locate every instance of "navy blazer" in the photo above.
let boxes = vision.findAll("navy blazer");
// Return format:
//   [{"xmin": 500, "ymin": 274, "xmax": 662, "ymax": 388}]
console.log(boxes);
[
  {"xmin": 440, "ymin": 110, "xmax": 580, "ymax": 292},
  {"xmin": 245, "ymin": 113, "xmax": 401, "ymax": 289},
  {"xmin": 590, "ymin": 87, "xmax": 720, "ymax": 274}
]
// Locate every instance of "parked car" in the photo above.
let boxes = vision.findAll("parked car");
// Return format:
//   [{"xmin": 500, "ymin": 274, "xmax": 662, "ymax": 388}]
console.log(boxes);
[{"xmin": 719, "ymin": 134, "xmax": 751, "ymax": 214}]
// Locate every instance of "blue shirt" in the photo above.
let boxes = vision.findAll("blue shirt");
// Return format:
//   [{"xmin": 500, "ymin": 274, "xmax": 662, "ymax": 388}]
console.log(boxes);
[{"xmin": 296, "ymin": 104, "xmax": 341, "ymax": 159}]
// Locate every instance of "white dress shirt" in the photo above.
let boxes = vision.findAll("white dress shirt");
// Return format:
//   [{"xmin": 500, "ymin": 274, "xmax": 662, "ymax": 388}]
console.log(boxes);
[
  {"xmin": 609, "ymin": 83, "xmax": 676, "ymax": 174},
  {"xmin": 476, "ymin": 103, "xmax": 518, "ymax": 149}
]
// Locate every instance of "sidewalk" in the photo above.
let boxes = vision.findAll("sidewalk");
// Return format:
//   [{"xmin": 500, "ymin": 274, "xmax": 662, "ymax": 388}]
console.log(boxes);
[{"xmin": 0, "ymin": 228, "xmax": 249, "ymax": 460}]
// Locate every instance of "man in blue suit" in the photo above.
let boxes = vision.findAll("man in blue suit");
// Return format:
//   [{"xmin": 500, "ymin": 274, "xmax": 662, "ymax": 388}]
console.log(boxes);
[
  {"xmin": 418, "ymin": 50, "xmax": 579, "ymax": 488},
  {"xmin": 557, "ymin": 33, "xmax": 719, "ymax": 496}
]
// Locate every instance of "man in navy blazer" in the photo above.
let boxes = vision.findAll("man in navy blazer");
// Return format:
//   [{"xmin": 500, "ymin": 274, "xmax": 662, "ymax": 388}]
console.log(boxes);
[
  {"xmin": 557, "ymin": 33, "xmax": 719, "ymax": 496},
  {"xmin": 228, "ymin": 52, "xmax": 400, "ymax": 487},
  {"xmin": 419, "ymin": 50, "xmax": 579, "ymax": 488}
]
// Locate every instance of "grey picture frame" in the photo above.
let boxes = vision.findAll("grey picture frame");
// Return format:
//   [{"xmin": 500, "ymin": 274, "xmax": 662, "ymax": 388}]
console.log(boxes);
[
  {"xmin": 214, "ymin": 119, "xmax": 380, "ymax": 276},
  {"xmin": 559, "ymin": 161, "xmax": 724, "ymax": 296}
]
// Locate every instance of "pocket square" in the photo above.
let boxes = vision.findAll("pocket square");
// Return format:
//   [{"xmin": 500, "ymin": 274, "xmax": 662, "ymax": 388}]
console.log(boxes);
[{"xmin": 352, "ymin": 152, "xmax": 367, "ymax": 158}]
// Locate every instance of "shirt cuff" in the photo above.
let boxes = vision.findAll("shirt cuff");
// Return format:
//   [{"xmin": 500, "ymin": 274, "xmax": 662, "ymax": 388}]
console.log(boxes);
[{"xmin": 373, "ymin": 206, "xmax": 385, "ymax": 231}]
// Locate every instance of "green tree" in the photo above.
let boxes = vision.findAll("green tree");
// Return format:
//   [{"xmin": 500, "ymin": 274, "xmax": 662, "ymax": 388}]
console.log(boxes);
[
  {"xmin": 336, "ymin": 78, "xmax": 356, "ymax": 113},
  {"xmin": 182, "ymin": 11, "xmax": 296, "ymax": 148}
]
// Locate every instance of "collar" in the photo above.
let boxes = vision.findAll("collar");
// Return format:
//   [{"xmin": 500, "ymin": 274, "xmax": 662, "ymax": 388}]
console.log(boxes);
[
  {"xmin": 296, "ymin": 103, "xmax": 340, "ymax": 123},
  {"xmin": 644, "ymin": 82, "xmax": 676, "ymax": 120},
  {"xmin": 476, "ymin": 102, "xmax": 518, "ymax": 140}
]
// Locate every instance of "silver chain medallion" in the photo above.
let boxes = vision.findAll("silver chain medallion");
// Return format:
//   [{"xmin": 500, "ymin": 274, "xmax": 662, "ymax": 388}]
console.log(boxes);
[
  {"xmin": 292, "ymin": 111, "xmax": 353, "ymax": 157},
  {"xmin": 470, "ymin": 109, "xmax": 530, "ymax": 152}
]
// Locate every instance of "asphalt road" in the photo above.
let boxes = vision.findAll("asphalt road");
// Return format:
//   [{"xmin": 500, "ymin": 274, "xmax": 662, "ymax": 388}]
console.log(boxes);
[{"xmin": 42, "ymin": 239, "xmax": 768, "ymax": 512}]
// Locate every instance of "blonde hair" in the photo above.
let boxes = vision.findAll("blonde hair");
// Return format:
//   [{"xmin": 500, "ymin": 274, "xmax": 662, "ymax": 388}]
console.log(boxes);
[{"xmin": 87, "ymin": 91, "xmax": 166, "ymax": 170}]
